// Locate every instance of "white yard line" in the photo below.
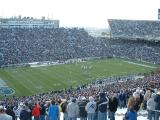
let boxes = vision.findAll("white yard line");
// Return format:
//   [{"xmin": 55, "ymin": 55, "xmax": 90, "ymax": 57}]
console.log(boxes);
[{"xmin": 124, "ymin": 61, "xmax": 157, "ymax": 69}]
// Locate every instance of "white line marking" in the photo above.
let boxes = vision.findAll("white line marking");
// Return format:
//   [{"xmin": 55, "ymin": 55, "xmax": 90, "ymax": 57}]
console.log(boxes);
[{"xmin": 124, "ymin": 61, "xmax": 157, "ymax": 68}]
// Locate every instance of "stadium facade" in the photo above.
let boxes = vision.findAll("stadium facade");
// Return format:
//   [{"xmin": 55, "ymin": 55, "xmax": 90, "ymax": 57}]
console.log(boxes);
[{"xmin": 0, "ymin": 16, "xmax": 59, "ymax": 28}]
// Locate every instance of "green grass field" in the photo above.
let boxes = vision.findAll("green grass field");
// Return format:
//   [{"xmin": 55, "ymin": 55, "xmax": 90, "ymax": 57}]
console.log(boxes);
[{"xmin": 0, "ymin": 58, "xmax": 159, "ymax": 96}]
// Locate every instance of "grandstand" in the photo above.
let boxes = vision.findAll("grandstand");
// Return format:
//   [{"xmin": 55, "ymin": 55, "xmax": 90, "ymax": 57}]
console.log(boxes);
[
  {"xmin": 0, "ymin": 19, "xmax": 159, "ymax": 96},
  {"xmin": 0, "ymin": 24, "xmax": 160, "ymax": 68},
  {"xmin": 108, "ymin": 19, "xmax": 160, "ymax": 41},
  {"xmin": 0, "ymin": 18, "xmax": 160, "ymax": 120},
  {"xmin": 0, "ymin": 15, "xmax": 160, "ymax": 120}
]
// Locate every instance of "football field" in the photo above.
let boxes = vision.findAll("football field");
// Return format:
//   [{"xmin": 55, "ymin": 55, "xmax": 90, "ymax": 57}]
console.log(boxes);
[{"xmin": 0, "ymin": 58, "xmax": 159, "ymax": 96}]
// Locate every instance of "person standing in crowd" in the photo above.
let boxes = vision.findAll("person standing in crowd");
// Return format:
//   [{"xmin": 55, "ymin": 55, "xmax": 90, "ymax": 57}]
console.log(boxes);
[
  {"xmin": 154, "ymin": 89, "xmax": 160, "ymax": 120},
  {"xmin": 45, "ymin": 101, "xmax": 51, "ymax": 120},
  {"xmin": 25, "ymin": 102, "xmax": 32, "ymax": 120},
  {"xmin": 0, "ymin": 105, "xmax": 12, "ymax": 120},
  {"xmin": 67, "ymin": 98, "xmax": 79, "ymax": 120},
  {"xmin": 13, "ymin": 105, "xmax": 18, "ymax": 120},
  {"xmin": 40, "ymin": 103, "xmax": 46, "ymax": 120},
  {"xmin": 139, "ymin": 89, "xmax": 144, "ymax": 109},
  {"xmin": 61, "ymin": 99, "xmax": 68, "ymax": 120},
  {"xmin": 16, "ymin": 102, "xmax": 23, "ymax": 120},
  {"xmin": 78, "ymin": 97, "xmax": 87, "ymax": 120},
  {"xmin": 85, "ymin": 96, "xmax": 96, "ymax": 120},
  {"xmin": 32, "ymin": 102, "xmax": 40, "ymax": 120},
  {"xmin": 97, "ymin": 92, "xmax": 109, "ymax": 120},
  {"xmin": 6, "ymin": 105, "xmax": 16, "ymax": 120},
  {"xmin": 108, "ymin": 92, "xmax": 118, "ymax": 120},
  {"xmin": 143, "ymin": 90, "xmax": 151, "ymax": 110},
  {"xmin": 20, "ymin": 104, "xmax": 31, "ymax": 120},
  {"xmin": 132, "ymin": 91, "xmax": 141, "ymax": 112},
  {"xmin": 124, "ymin": 97, "xmax": 137, "ymax": 120},
  {"xmin": 93, "ymin": 95, "xmax": 99, "ymax": 120},
  {"xmin": 118, "ymin": 90, "xmax": 125, "ymax": 109},
  {"xmin": 147, "ymin": 93, "xmax": 156, "ymax": 120},
  {"xmin": 48, "ymin": 100, "xmax": 59, "ymax": 120}
]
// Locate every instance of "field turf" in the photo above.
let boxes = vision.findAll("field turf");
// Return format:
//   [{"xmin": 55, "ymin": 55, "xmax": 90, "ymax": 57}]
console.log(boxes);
[{"xmin": 0, "ymin": 58, "xmax": 159, "ymax": 96}]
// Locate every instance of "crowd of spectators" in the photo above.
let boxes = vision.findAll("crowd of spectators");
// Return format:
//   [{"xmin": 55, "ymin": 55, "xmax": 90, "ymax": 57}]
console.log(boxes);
[
  {"xmin": 0, "ymin": 27, "xmax": 160, "ymax": 67},
  {"xmin": 108, "ymin": 19, "xmax": 160, "ymax": 40},
  {"xmin": 0, "ymin": 70, "xmax": 160, "ymax": 120},
  {"xmin": 0, "ymin": 27, "xmax": 108, "ymax": 67},
  {"xmin": 0, "ymin": 22, "xmax": 160, "ymax": 119},
  {"xmin": 109, "ymin": 38, "xmax": 160, "ymax": 64}
]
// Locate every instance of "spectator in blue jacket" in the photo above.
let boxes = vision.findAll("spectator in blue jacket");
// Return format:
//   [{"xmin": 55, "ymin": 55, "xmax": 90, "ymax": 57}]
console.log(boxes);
[{"xmin": 48, "ymin": 100, "xmax": 59, "ymax": 120}]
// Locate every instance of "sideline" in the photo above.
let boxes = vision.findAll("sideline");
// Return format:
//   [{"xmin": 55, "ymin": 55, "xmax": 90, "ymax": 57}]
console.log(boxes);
[{"xmin": 124, "ymin": 61, "xmax": 157, "ymax": 69}]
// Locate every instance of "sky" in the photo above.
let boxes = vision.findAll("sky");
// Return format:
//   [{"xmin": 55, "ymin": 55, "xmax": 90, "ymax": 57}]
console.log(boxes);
[{"xmin": 0, "ymin": 0, "xmax": 160, "ymax": 28}]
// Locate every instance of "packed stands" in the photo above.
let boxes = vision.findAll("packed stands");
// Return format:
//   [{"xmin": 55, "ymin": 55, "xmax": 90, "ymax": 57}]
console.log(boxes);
[
  {"xmin": 0, "ymin": 25, "xmax": 160, "ymax": 67},
  {"xmin": 109, "ymin": 39, "xmax": 160, "ymax": 64},
  {"xmin": 108, "ymin": 19, "xmax": 160, "ymax": 41},
  {"xmin": 0, "ymin": 19, "xmax": 160, "ymax": 120},
  {"xmin": 0, "ymin": 28, "xmax": 109, "ymax": 67}
]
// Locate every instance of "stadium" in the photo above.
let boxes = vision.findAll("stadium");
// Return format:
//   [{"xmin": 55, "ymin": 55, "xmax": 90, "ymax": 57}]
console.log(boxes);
[{"xmin": 0, "ymin": 17, "xmax": 160, "ymax": 120}]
